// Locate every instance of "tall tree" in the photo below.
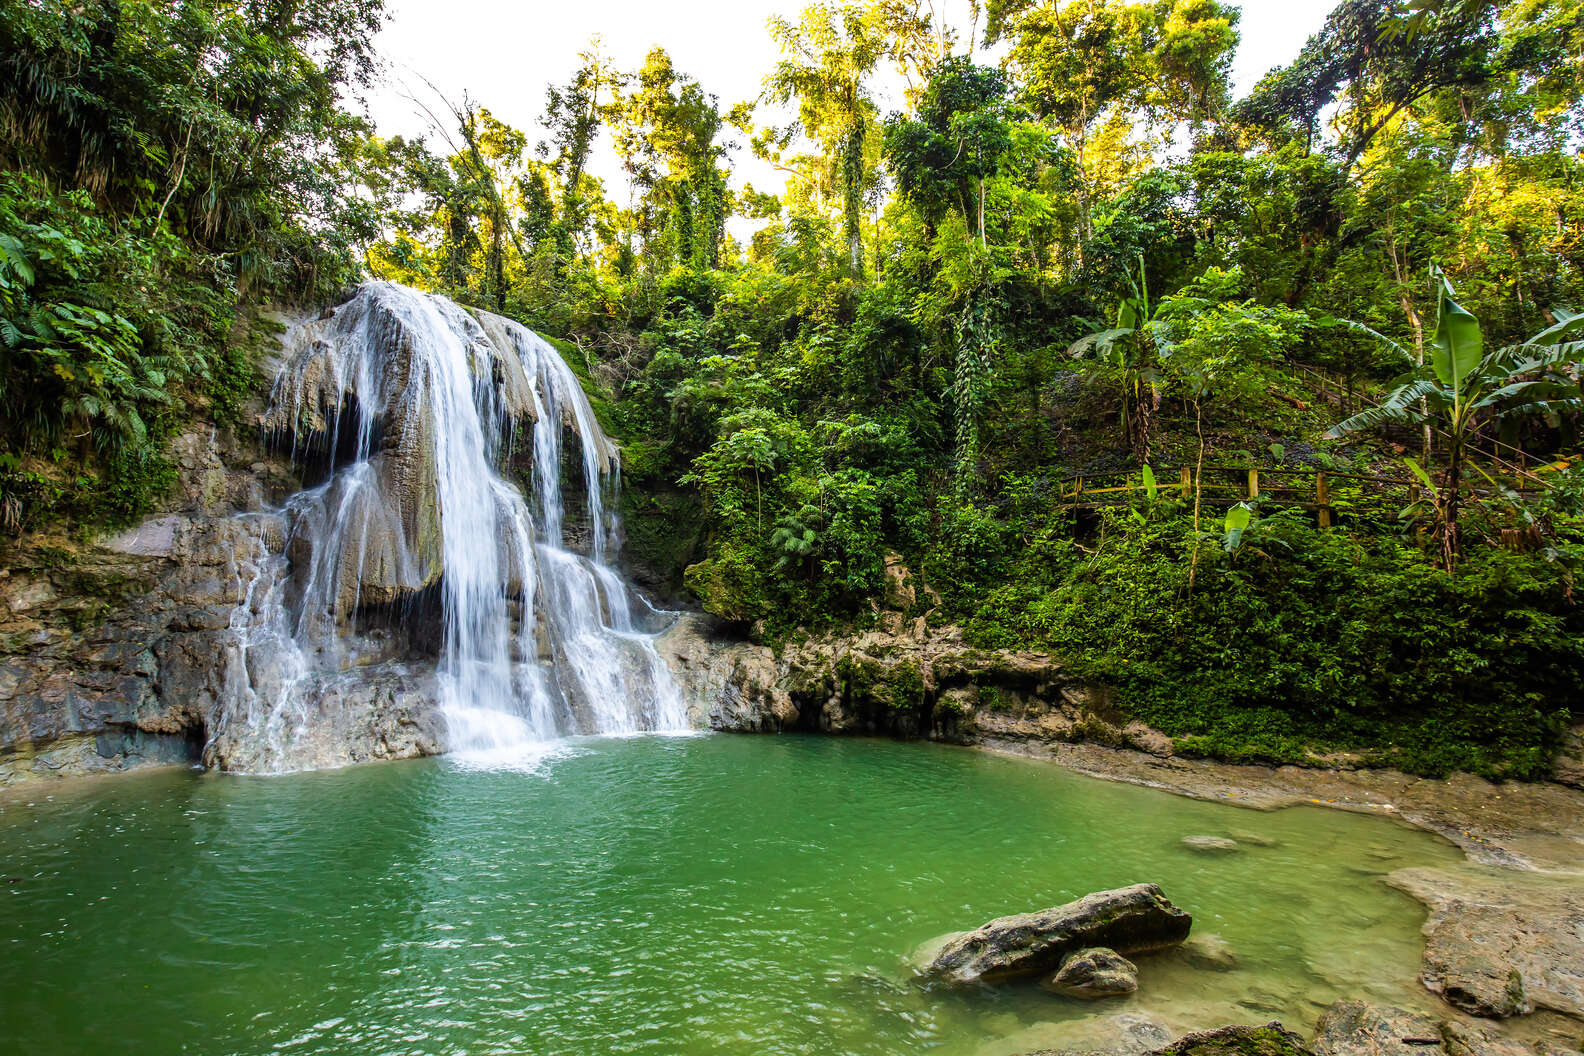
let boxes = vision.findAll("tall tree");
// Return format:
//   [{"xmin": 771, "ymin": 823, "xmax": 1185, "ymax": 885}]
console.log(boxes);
[
  {"xmin": 607, "ymin": 48, "xmax": 733, "ymax": 273},
  {"xmin": 765, "ymin": 2, "xmax": 888, "ymax": 276},
  {"xmin": 542, "ymin": 38, "xmax": 617, "ymax": 267},
  {"xmin": 991, "ymin": 0, "xmax": 1239, "ymax": 240}
]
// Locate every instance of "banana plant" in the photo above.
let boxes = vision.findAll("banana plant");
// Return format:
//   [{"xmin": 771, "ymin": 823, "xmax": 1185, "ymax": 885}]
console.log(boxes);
[
  {"xmin": 1068, "ymin": 256, "xmax": 1176, "ymax": 462},
  {"xmin": 1328, "ymin": 266, "xmax": 1584, "ymax": 568},
  {"xmin": 1223, "ymin": 502, "xmax": 1254, "ymax": 553}
]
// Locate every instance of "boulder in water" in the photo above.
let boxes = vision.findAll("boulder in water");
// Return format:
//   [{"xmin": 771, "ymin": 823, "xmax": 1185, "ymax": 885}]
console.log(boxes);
[
  {"xmin": 1010, "ymin": 1011, "xmax": 1174, "ymax": 1056},
  {"xmin": 1042, "ymin": 947, "xmax": 1139, "ymax": 998},
  {"xmin": 920, "ymin": 883, "xmax": 1192, "ymax": 986},
  {"xmin": 1147, "ymin": 1023, "xmax": 1311, "ymax": 1056}
]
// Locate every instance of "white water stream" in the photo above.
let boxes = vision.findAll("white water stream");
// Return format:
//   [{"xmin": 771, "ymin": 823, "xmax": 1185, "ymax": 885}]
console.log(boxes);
[{"xmin": 215, "ymin": 282, "xmax": 686, "ymax": 771}]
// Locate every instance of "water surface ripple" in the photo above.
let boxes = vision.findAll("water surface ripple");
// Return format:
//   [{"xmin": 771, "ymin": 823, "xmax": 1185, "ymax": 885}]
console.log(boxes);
[{"xmin": 0, "ymin": 735, "xmax": 1461, "ymax": 1055}]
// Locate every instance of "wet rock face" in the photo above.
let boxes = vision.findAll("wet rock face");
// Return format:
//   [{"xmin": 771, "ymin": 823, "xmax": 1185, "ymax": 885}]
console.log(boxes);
[
  {"xmin": 1043, "ymin": 947, "xmax": 1140, "ymax": 999},
  {"xmin": 0, "ymin": 419, "xmax": 453, "ymax": 784},
  {"xmin": 920, "ymin": 883, "xmax": 1193, "ymax": 986},
  {"xmin": 1387, "ymin": 868, "xmax": 1584, "ymax": 1020},
  {"xmin": 205, "ymin": 667, "xmax": 443, "ymax": 773},
  {"xmin": 666, "ymin": 553, "xmax": 1163, "ymax": 753},
  {"xmin": 654, "ymin": 613, "xmax": 796, "ymax": 732},
  {"xmin": 1, "ymin": 505, "xmax": 265, "ymax": 782}
]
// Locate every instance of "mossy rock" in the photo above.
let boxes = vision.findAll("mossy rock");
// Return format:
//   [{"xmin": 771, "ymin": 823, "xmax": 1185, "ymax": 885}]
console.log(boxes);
[
  {"xmin": 683, "ymin": 554, "xmax": 764, "ymax": 624},
  {"xmin": 1147, "ymin": 1023, "xmax": 1310, "ymax": 1056}
]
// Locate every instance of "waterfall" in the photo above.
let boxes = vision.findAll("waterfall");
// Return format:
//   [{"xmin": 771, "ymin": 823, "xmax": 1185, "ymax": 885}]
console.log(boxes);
[{"xmin": 210, "ymin": 281, "xmax": 687, "ymax": 772}]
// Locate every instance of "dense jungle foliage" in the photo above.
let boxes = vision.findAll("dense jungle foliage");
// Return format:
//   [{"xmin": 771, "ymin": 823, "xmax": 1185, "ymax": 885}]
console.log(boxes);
[{"xmin": 3, "ymin": 0, "xmax": 1583, "ymax": 777}]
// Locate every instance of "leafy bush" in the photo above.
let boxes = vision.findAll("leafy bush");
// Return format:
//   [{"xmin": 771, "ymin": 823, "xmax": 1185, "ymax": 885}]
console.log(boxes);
[{"xmin": 964, "ymin": 509, "xmax": 1579, "ymax": 778}]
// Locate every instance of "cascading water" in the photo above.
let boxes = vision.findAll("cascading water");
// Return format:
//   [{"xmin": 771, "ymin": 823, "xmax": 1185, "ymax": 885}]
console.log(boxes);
[{"xmin": 210, "ymin": 281, "xmax": 687, "ymax": 772}]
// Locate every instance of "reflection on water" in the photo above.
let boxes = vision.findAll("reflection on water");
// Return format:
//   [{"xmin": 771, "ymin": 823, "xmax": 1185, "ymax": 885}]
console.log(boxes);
[{"xmin": 0, "ymin": 735, "xmax": 1462, "ymax": 1055}]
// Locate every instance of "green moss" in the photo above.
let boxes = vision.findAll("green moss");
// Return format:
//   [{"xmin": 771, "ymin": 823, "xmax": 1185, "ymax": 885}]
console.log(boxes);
[
  {"xmin": 1153, "ymin": 1025, "xmax": 1311, "ymax": 1056},
  {"xmin": 541, "ymin": 333, "xmax": 618, "ymax": 436}
]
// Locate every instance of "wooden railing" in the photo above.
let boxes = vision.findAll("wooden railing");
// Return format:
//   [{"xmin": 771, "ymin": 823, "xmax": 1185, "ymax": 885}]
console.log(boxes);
[{"xmin": 1056, "ymin": 464, "xmax": 1453, "ymax": 528}]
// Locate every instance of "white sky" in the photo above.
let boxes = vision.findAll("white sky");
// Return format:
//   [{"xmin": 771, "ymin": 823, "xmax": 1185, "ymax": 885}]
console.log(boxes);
[{"xmin": 363, "ymin": 0, "xmax": 1340, "ymax": 204}]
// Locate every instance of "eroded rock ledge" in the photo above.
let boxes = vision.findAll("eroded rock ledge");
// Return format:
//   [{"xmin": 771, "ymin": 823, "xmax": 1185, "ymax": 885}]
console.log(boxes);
[{"xmin": 0, "ymin": 423, "xmax": 447, "ymax": 784}]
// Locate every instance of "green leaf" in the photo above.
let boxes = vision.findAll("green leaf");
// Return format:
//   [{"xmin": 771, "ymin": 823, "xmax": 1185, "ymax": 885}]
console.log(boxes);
[
  {"xmin": 1223, "ymin": 503, "xmax": 1253, "ymax": 553},
  {"xmin": 1141, "ymin": 464, "xmax": 1157, "ymax": 500},
  {"xmin": 1403, "ymin": 457, "xmax": 1435, "ymax": 490},
  {"xmin": 1429, "ymin": 265, "xmax": 1482, "ymax": 393},
  {"xmin": 1526, "ymin": 308, "xmax": 1584, "ymax": 347}
]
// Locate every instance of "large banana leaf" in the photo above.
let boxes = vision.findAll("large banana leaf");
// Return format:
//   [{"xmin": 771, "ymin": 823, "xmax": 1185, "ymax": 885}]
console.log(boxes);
[
  {"xmin": 1478, "ymin": 377, "xmax": 1581, "ymax": 410},
  {"xmin": 1116, "ymin": 299, "xmax": 1140, "ymax": 331},
  {"xmin": 1501, "ymin": 397, "xmax": 1584, "ymax": 422},
  {"xmin": 1068, "ymin": 327, "xmax": 1135, "ymax": 360},
  {"xmin": 1429, "ymin": 265, "xmax": 1483, "ymax": 394},
  {"xmin": 1327, "ymin": 376, "xmax": 1445, "ymax": 436},
  {"xmin": 1501, "ymin": 340, "xmax": 1584, "ymax": 376},
  {"xmin": 1527, "ymin": 308, "xmax": 1584, "ymax": 347},
  {"xmin": 1317, "ymin": 315, "xmax": 1417, "ymax": 367}
]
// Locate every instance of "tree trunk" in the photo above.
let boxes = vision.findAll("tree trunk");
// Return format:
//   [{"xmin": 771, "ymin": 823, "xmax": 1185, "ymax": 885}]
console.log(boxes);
[
  {"xmin": 843, "ymin": 114, "xmax": 865, "ymax": 278},
  {"xmin": 977, "ymin": 177, "xmax": 986, "ymax": 243},
  {"xmin": 1440, "ymin": 440, "xmax": 1463, "ymax": 572},
  {"xmin": 1187, "ymin": 397, "xmax": 1206, "ymax": 593},
  {"xmin": 1390, "ymin": 238, "xmax": 1432, "ymax": 463}
]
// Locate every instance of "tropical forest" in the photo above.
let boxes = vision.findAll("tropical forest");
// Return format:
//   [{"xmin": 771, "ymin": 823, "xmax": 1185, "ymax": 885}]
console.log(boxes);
[{"xmin": 1, "ymin": 0, "xmax": 1583, "ymax": 1054}]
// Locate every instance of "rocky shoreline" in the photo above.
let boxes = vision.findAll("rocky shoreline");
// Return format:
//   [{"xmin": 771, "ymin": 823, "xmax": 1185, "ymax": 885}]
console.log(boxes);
[{"xmin": 654, "ymin": 591, "xmax": 1584, "ymax": 1056}]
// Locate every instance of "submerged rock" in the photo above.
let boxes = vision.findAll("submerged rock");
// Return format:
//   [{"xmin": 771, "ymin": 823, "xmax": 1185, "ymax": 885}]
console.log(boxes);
[
  {"xmin": 920, "ymin": 883, "xmax": 1192, "ymax": 986},
  {"xmin": 1180, "ymin": 933, "xmax": 1240, "ymax": 972},
  {"xmin": 1043, "ymin": 947, "xmax": 1140, "ymax": 998},
  {"xmin": 1013, "ymin": 1011, "xmax": 1174, "ymax": 1056},
  {"xmin": 1387, "ymin": 868, "xmax": 1584, "ymax": 1019},
  {"xmin": 1182, "ymin": 835, "xmax": 1241, "ymax": 854}
]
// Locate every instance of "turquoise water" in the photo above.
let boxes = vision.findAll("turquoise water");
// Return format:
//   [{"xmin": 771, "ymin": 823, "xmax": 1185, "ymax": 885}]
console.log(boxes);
[{"xmin": 0, "ymin": 735, "xmax": 1461, "ymax": 1055}]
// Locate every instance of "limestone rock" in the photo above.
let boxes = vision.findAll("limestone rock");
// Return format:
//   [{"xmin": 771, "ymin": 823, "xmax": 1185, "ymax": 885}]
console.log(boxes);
[
  {"xmin": 881, "ymin": 552, "xmax": 916, "ymax": 610},
  {"xmin": 1124, "ymin": 720, "xmax": 1175, "ymax": 757},
  {"xmin": 1439, "ymin": 1018, "xmax": 1581, "ymax": 1056},
  {"xmin": 921, "ymin": 883, "xmax": 1193, "ymax": 986},
  {"xmin": 1043, "ymin": 947, "xmax": 1139, "ymax": 998},
  {"xmin": 1387, "ymin": 867, "xmax": 1584, "ymax": 1019},
  {"xmin": 1312, "ymin": 1001, "xmax": 1448, "ymax": 1056},
  {"xmin": 204, "ymin": 666, "xmax": 445, "ymax": 773},
  {"xmin": 654, "ymin": 613, "xmax": 789, "ymax": 732},
  {"xmin": 1554, "ymin": 725, "xmax": 1584, "ymax": 792}
]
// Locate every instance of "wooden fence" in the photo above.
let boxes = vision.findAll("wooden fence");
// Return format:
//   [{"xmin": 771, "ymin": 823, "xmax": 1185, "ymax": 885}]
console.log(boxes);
[{"xmin": 1057, "ymin": 464, "xmax": 1438, "ymax": 528}]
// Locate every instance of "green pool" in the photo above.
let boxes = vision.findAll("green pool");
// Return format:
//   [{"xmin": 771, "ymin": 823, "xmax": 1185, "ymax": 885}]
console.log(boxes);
[{"xmin": 0, "ymin": 735, "xmax": 1461, "ymax": 1055}]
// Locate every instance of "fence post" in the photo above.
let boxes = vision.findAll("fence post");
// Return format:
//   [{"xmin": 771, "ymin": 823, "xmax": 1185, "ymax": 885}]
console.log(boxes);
[
  {"xmin": 1316, "ymin": 472, "xmax": 1331, "ymax": 529},
  {"xmin": 1247, "ymin": 468, "xmax": 1259, "ymax": 499},
  {"xmin": 1179, "ymin": 466, "xmax": 1192, "ymax": 500}
]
